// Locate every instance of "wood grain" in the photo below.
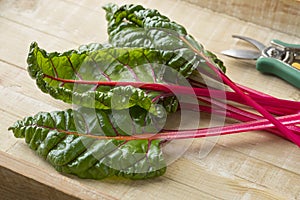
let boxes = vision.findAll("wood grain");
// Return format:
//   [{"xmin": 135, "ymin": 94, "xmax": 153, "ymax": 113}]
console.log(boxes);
[
  {"xmin": 0, "ymin": 0, "xmax": 300, "ymax": 199},
  {"xmin": 183, "ymin": 0, "xmax": 300, "ymax": 37},
  {"xmin": 0, "ymin": 153, "xmax": 79, "ymax": 200},
  {"xmin": 0, "ymin": 151, "xmax": 115, "ymax": 200}
]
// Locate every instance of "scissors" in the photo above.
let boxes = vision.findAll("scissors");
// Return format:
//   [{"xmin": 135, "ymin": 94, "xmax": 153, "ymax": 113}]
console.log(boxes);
[{"xmin": 221, "ymin": 35, "xmax": 300, "ymax": 89}]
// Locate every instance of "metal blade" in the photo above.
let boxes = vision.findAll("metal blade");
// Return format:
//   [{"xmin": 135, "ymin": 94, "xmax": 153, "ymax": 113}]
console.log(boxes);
[
  {"xmin": 221, "ymin": 49, "xmax": 261, "ymax": 60},
  {"xmin": 232, "ymin": 35, "xmax": 266, "ymax": 52}
]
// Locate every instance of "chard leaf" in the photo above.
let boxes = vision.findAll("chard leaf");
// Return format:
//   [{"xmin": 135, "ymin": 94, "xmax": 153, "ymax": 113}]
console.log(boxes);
[
  {"xmin": 8, "ymin": 107, "xmax": 166, "ymax": 180},
  {"xmin": 27, "ymin": 42, "xmax": 198, "ymax": 113},
  {"xmin": 103, "ymin": 3, "xmax": 226, "ymax": 73}
]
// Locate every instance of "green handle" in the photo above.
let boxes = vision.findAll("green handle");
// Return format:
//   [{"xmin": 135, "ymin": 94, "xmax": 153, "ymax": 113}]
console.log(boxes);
[
  {"xmin": 272, "ymin": 39, "xmax": 300, "ymax": 49},
  {"xmin": 256, "ymin": 57, "xmax": 300, "ymax": 89}
]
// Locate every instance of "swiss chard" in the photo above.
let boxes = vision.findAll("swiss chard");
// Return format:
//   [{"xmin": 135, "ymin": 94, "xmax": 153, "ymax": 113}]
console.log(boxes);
[
  {"xmin": 9, "ymin": 3, "xmax": 300, "ymax": 180},
  {"xmin": 103, "ymin": 3, "xmax": 226, "ymax": 73},
  {"xmin": 9, "ymin": 107, "xmax": 166, "ymax": 179}
]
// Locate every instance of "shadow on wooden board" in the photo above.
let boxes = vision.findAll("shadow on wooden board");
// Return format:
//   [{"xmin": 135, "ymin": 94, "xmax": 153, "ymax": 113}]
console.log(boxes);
[{"xmin": 0, "ymin": 166, "xmax": 79, "ymax": 200}]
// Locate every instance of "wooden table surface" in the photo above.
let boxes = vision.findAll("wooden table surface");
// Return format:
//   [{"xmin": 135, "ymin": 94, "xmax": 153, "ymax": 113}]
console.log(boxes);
[{"xmin": 1, "ymin": 0, "xmax": 300, "ymax": 199}]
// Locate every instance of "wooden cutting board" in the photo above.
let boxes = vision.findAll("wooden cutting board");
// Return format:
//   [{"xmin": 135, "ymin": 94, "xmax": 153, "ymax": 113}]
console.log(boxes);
[
  {"xmin": 1, "ymin": 0, "xmax": 300, "ymax": 199},
  {"xmin": 184, "ymin": 0, "xmax": 300, "ymax": 37}
]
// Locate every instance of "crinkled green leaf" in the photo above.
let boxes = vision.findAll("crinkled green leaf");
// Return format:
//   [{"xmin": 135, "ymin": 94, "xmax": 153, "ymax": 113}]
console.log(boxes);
[
  {"xmin": 8, "ymin": 107, "xmax": 166, "ymax": 180},
  {"xmin": 103, "ymin": 3, "xmax": 226, "ymax": 73},
  {"xmin": 27, "ymin": 42, "xmax": 199, "ymax": 114}
]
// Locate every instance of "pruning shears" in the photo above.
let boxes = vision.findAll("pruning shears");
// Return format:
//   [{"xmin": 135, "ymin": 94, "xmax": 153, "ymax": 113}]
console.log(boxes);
[{"xmin": 221, "ymin": 35, "xmax": 300, "ymax": 89}]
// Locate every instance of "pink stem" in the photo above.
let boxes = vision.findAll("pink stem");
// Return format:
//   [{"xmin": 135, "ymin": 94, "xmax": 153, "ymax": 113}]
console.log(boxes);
[
  {"xmin": 236, "ymin": 83, "xmax": 273, "ymax": 97},
  {"xmin": 178, "ymin": 36, "xmax": 300, "ymax": 146},
  {"xmin": 44, "ymin": 74, "xmax": 300, "ymax": 112},
  {"xmin": 78, "ymin": 113, "xmax": 300, "ymax": 141},
  {"xmin": 213, "ymin": 69, "xmax": 300, "ymax": 146},
  {"xmin": 180, "ymin": 102, "xmax": 300, "ymax": 138}
]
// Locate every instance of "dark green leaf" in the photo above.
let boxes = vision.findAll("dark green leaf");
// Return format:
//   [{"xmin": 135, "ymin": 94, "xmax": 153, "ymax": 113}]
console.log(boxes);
[
  {"xmin": 8, "ymin": 107, "xmax": 166, "ymax": 180},
  {"xmin": 27, "ymin": 42, "xmax": 199, "ymax": 114},
  {"xmin": 103, "ymin": 3, "xmax": 226, "ymax": 73}
]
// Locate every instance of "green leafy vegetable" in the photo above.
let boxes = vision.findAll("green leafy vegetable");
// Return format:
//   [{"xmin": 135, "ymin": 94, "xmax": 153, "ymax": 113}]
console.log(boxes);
[
  {"xmin": 9, "ymin": 107, "xmax": 166, "ymax": 180},
  {"xmin": 103, "ymin": 3, "xmax": 226, "ymax": 73},
  {"xmin": 8, "ymin": 3, "xmax": 300, "ymax": 181},
  {"xmin": 27, "ymin": 41, "xmax": 200, "ymax": 114}
]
